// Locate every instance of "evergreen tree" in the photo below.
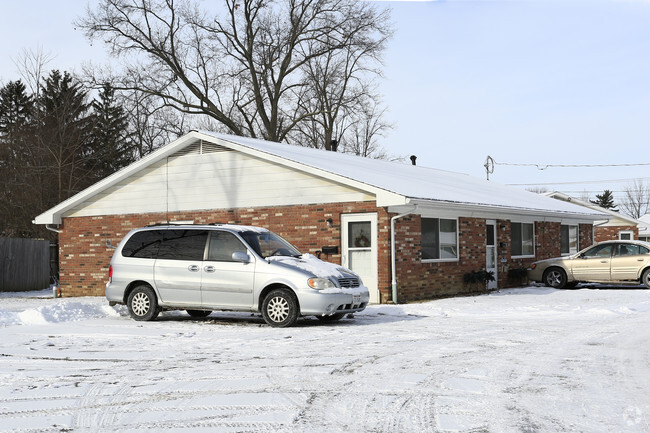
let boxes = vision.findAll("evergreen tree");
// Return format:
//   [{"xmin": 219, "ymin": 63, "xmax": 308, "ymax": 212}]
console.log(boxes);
[
  {"xmin": 89, "ymin": 82, "xmax": 135, "ymax": 179},
  {"xmin": 0, "ymin": 80, "xmax": 33, "ymax": 136},
  {"xmin": 0, "ymin": 81, "xmax": 35, "ymax": 236},
  {"xmin": 590, "ymin": 190, "xmax": 617, "ymax": 211},
  {"xmin": 36, "ymin": 70, "xmax": 93, "ymax": 205}
]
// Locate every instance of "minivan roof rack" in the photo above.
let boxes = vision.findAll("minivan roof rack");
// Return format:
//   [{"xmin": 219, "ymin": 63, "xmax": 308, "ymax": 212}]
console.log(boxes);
[{"xmin": 145, "ymin": 222, "xmax": 188, "ymax": 227}]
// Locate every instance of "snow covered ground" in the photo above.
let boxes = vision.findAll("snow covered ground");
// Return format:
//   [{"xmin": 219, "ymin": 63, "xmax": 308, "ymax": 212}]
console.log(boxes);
[{"xmin": 1, "ymin": 286, "xmax": 649, "ymax": 433}]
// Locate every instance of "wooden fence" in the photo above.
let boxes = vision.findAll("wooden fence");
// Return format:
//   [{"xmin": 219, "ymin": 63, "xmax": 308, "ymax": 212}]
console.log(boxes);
[{"xmin": 0, "ymin": 238, "xmax": 50, "ymax": 292}]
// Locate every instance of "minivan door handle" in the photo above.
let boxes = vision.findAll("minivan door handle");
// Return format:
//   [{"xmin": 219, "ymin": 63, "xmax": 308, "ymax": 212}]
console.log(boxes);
[
  {"xmin": 188, "ymin": 265, "xmax": 200, "ymax": 272},
  {"xmin": 204, "ymin": 266, "xmax": 216, "ymax": 273}
]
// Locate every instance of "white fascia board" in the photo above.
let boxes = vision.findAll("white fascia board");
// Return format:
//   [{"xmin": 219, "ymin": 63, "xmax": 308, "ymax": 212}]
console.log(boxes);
[
  {"xmin": 33, "ymin": 132, "xmax": 205, "ymax": 225},
  {"xmin": 396, "ymin": 199, "xmax": 607, "ymax": 224},
  {"xmin": 545, "ymin": 191, "xmax": 639, "ymax": 226}
]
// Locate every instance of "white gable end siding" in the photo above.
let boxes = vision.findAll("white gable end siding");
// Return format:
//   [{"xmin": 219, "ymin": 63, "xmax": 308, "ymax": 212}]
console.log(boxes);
[{"xmin": 65, "ymin": 149, "xmax": 375, "ymax": 218}]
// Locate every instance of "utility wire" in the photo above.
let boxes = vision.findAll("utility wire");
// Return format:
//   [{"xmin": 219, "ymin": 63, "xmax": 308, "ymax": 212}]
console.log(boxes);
[
  {"xmin": 494, "ymin": 160, "xmax": 650, "ymax": 170},
  {"xmin": 509, "ymin": 177, "xmax": 650, "ymax": 187}
]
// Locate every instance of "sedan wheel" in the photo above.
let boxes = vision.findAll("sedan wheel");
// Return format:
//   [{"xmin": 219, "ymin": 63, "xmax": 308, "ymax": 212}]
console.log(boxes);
[
  {"xmin": 543, "ymin": 268, "xmax": 567, "ymax": 289},
  {"xmin": 643, "ymin": 269, "xmax": 650, "ymax": 289}
]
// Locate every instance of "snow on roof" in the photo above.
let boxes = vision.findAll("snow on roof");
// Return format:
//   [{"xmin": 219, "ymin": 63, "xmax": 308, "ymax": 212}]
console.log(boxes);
[
  {"xmin": 201, "ymin": 131, "xmax": 603, "ymax": 217},
  {"xmin": 34, "ymin": 131, "xmax": 605, "ymax": 225}
]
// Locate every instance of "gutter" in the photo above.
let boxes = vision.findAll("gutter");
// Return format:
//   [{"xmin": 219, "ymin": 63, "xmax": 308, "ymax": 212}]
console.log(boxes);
[{"xmin": 390, "ymin": 204, "xmax": 417, "ymax": 304}]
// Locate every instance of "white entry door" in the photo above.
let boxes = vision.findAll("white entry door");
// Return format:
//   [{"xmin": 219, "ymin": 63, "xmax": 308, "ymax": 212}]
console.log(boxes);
[
  {"xmin": 486, "ymin": 220, "xmax": 498, "ymax": 290},
  {"xmin": 341, "ymin": 213, "xmax": 379, "ymax": 304}
]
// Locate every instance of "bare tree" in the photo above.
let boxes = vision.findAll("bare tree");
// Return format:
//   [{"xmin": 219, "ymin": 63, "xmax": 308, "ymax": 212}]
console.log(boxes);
[
  {"xmin": 117, "ymin": 88, "xmax": 190, "ymax": 157},
  {"xmin": 620, "ymin": 179, "xmax": 650, "ymax": 219},
  {"xmin": 77, "ymin": 0, "xmax": 392, "ymax": 145},
  {"xmin": 289, "ymin": 6, "xmax": 392, "ymax": 151},
  {"xmin": 341, "ymin": 98, "xmax": 392, "ymax": 158},
  {"xmin": 13, "ymin": 46, "xmax": 54, "ymax": 98}
]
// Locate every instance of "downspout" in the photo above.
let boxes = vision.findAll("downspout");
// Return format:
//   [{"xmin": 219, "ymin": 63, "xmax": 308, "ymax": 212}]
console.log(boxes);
[
  {"xmin": 46, "ymin": 224, "xmax": 62, "ymax": 234},
  {"xmin": 391, "ymin": 204, "xmax": 417, "ymax": 304}
]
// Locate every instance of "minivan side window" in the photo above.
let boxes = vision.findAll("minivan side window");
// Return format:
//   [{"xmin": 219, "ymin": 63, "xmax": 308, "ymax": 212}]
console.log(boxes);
[
  {"xmin": 157, "ymin": 230, "xmax": 208, "ymax": 261},
  {"xmin": 122, "ymin": 230, "xmax": 162, "ymax": 258},
  {"xmin": 207, "ymin": 231, "xmax": 247, "ymax": 262}
]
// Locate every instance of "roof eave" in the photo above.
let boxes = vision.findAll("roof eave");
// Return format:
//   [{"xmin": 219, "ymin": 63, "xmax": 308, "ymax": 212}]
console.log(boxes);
[{"xmin": 407, "ymin": 198, "xmax": 607, "ymax": 223}]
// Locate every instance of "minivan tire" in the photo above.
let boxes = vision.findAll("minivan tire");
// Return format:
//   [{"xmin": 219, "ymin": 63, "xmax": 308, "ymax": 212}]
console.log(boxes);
[
  {"xmin": 262, "ymin": 289, "xmax": 299, "ymax": 327},
  {"xmin": 127, "ymin": 285, "xmax": 160, "ymax": 321}
]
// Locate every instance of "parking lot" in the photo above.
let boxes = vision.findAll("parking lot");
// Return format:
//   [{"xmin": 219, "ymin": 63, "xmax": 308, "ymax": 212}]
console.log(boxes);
[{"xmin": 1, "ymin": 286, "xmax": 649, "ymax": 432}]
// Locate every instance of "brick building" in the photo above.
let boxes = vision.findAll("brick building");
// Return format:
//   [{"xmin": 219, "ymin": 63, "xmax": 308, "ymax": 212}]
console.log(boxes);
[
  {"xmin": 546, "ymin": 192, "xmax": 643, "ymax": 243},
  {"xmin": 34, "ymin": 131, "xmax": 604, "ymax": 302}
]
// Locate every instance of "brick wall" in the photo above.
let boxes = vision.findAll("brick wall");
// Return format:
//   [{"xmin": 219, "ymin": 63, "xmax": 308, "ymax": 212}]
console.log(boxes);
[
  {"xmin": 594, "ymin": 225, "xmax": 638, "ymax": 242},
  {"xmin": 393, "ymin": 216, "xmax": 491, "ymax": 301},
  {"xmin": 57, "ymin": 204, "xmax": 595, "ymax": 302},
  {"xmin": 58, "ymin": 202, "xmax": 392, "ymax": 297},
  {"xmin": 391, "ymin": 217, "xmax": 595, "ymax": 302}
]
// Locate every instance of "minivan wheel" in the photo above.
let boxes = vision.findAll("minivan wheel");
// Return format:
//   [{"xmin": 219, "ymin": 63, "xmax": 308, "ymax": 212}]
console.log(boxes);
[
  {"xmin": 642, "ymin": 269, "xmax": 650, "ymax": 289},
  {"xmin": 543, "ymin": 268, "xmax": 567, "ymax": 289},
  {"xmin": 187, "ymin": 310, "xmax": 211, "ymax": 318},
  {"xmin": 262, "ymin": 289, "xmax": 299, "ymax": 327},
  {"xmin": 127, "ymin": 285, "xmax": 160, "ymax": 321}
]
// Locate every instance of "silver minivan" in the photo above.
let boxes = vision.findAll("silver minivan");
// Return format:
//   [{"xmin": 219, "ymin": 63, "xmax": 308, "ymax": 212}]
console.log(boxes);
[{"xmin": 106, "ymin": 224, "xmax": 370, "ymax": 327}]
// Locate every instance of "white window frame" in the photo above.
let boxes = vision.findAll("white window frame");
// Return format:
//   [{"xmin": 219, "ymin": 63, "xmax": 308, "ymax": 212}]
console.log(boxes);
[
  {"xmin": 511, "ymin": 221, "xmax": 535, "ymax": 258},
  {"xmin": 619, "ymin": 230, "xmax": 634, "ymax": 240},
  {"xmin": 421, "ymin": 217, "xmax": 459, "ymax": 263},
  {"xmin": 561, "ymin": 224, "xmax": 579, "ymax": 256}
]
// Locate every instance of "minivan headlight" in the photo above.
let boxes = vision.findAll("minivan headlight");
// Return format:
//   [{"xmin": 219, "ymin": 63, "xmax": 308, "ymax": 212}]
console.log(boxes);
[{"xmin": 308, "ymin": 277, "xmax": 335, "ymax": 290}]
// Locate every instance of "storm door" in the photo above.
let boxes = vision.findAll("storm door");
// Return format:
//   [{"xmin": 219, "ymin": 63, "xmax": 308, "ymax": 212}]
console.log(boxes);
[
  {"xmin": 341, "ymin": 213, "xmax": 379, "ymax": 303},
  {"xmin": 486, "ymin": 220, "xmax": 498, "ymax": 290}
]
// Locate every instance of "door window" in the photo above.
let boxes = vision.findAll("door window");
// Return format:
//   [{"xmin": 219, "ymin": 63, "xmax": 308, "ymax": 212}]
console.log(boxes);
[
  {"xmin": 348, "ymin": 221, "xmax": 372, "ymax": 275},
  {"xmin": 486, "ymin": 223, "xmax": 496, "ymax": 269},
  {"xmin": 157, "ymin": 230, "xmax": 208, "ymax": 260},
  {"xmin": 207, "ymin": 231, "xmax": 247, "ymax": 262},
  {"xmin": 615, "ymin": 243, "xmax": 649, "ymax": 256},
  {"xmin": 583, "ymin": 244, "xmax": 613, "ymax": 258}
]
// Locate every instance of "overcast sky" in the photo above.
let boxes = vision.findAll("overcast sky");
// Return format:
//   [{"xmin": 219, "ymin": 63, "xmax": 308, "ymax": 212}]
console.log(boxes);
[{"xmin": 1, "ymin": 0, "xmax": 649, "ymax": 203}]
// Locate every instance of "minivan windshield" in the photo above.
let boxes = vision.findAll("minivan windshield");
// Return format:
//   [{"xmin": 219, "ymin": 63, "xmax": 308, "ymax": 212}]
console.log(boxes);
[{"xmin": 239, "ymin": 230, "xmax": 302, "ymax": 258}]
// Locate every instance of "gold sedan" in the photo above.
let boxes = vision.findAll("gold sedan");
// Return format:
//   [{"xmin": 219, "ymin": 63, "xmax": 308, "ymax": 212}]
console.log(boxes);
[{"xmin": 527, "ymin": 240, "xmax": 650, "ymax": 289}]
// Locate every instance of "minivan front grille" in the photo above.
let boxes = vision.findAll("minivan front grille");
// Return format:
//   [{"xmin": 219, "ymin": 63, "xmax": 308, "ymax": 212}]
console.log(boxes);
[{"xmin": 337, "ymin": 277, "xmax": 360, "ymax": 288}]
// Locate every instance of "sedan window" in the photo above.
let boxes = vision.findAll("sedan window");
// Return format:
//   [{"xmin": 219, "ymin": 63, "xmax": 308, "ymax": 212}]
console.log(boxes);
[
  {"xmin": 616, "ymin": 244, "xmax": 650, "ymax": 256},
  {"xmin": 583, "ymin": 244, "xmax": 613, "ymax": 258}
]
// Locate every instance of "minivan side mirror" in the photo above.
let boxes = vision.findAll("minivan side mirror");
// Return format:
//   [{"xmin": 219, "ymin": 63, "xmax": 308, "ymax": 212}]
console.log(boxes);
[{"xmin": 232, "ymin": 251, "xmax": 251, "ymax": 263}]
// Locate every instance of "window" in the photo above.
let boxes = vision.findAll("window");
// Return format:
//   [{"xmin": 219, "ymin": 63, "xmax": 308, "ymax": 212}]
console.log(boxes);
[
  {"xmin": 421, "ymin": 218, "xmax": 458, "ymax": 261},
  {"xmin": 619, "ymin": 231, "xmax": 633, "ymax": 240},
  {"xmin": 122, "ymin": 230, "xmax": 162, "ymax": 258},
  {"xmin": 511, "ymin": 222, "xmax": 534, "ymax": 257},
  {"xmin": 157, "ymin": 230, "xmax": 208, "ymax": 261},
  {"xmin": 207, "ymin": 231, "xmax": 247, "ymax": 262},
  {"xmin": 561, "ymin": 225, "xmax": 578, "ymax": 255},
  {"xmin": 583, "ymin": 244, "xmax": 613, "ymax": 258},
  {"xmin": 616, "ymin": 243, "xmax": 649, "ymax": 256}
]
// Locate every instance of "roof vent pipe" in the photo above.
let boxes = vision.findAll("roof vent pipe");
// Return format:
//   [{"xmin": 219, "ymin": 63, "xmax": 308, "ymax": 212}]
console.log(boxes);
[{"xmin": 410, "ymin": 155, "xmax": 417, "ymax": 165}]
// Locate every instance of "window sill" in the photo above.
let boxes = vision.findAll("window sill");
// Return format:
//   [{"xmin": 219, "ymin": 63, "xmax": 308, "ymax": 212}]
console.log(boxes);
[{"xmin": 421, "ymin": 258, "xmax": 459, "ymax": 264}]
